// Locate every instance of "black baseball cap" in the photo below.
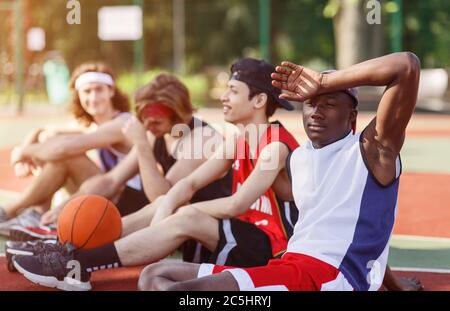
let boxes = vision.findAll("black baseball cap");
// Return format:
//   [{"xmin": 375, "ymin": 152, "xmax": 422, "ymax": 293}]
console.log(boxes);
[{"xmin": 230, "ymin": 58, "xmax": 294, "ymax": 111}]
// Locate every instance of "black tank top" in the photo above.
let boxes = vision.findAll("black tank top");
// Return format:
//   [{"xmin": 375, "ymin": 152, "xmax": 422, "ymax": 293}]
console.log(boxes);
[
  {"xmin": 153, "ymin": 133, "xmax": 178, "ymax": 175},
  {"xmin": 153, "ymin": 117, "xmax": 232, "ymax": 203}
]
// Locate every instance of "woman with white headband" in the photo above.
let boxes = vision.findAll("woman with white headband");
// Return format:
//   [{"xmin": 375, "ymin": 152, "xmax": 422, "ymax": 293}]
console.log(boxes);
[{"xmin": 0, "ymin": 62, "xmax": 137, "ymax": 237}]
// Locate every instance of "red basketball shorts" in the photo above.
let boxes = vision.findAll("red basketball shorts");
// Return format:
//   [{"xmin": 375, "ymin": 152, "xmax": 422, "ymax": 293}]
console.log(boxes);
[{"xmin": 197, "ymin": 252, "xmax": 354, "ymax": 291}]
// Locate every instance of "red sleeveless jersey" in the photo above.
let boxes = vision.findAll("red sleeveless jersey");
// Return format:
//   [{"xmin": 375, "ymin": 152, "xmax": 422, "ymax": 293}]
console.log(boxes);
[{"xmin": 232, "ymin": 121, "xmax": 299, "ymax": 256}]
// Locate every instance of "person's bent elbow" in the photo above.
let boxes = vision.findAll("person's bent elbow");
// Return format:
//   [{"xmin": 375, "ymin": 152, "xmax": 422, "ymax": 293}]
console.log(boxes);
[
  {"xmin": 227, "ymin": 196, "xmax": 247, "ymax": 218},
  {"xmin": 398, "ymin": 52, "xmax": 421, "ymax": 79},
  {"xmin": 179, "ymin": 176, "xmax": 197, "ymax": 199}
]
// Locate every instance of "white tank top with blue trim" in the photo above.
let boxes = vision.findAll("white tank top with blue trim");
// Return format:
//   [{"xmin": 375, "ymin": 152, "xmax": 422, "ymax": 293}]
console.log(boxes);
[{"xmin": 288, "ymin": 132, "xmax": 401, "ymax": 291}]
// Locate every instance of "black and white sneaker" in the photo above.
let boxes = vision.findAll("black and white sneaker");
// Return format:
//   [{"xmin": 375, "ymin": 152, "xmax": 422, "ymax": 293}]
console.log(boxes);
[
  {"xmin": 13, "ymin": 243, "xmax": 91, "ymax": 291},
  {"xmin": 5, "ymin": 240, "xmax": 59, "ymax": 272}
]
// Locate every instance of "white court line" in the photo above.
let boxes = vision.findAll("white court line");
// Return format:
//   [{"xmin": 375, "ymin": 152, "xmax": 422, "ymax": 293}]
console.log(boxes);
[
  {"xmin": 392, "ymin": 234, "xmax": 450, "ymax": 243},
  {"xmin": 391, "ymin": 267, "xmax": 450, "ymax": 274}
]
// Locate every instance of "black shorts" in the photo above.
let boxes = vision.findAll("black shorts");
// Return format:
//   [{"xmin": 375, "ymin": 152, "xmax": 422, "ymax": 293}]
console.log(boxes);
[
  {"xmin": 116, "ymin": 186, "xmax": 149, "ymax": 217},
  {"xmin": 183, "ymin": 218, "xmax": 273, "ymax": 268}
]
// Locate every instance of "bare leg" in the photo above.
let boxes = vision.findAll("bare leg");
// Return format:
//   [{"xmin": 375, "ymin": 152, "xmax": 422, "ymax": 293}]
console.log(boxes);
[
  {"xmin": 138, "ymin": 261, "xmax": 201, "ymax": 291},
  {"xmin": 382, "ymin": 265, "xmax": 424, "ymax": 291},
  {"xmin": 64, "ymin": 176, "xmax": 79, "ymax": 194},
  {"xmin": 30, "ymin": 198, "xmax": 52, "ymax": 215},
  {"xmin": 167, "ymin": 271, "xmax": 239, "ymax": 291},
  {"xmin": 3, "ymin": 155, "xmax": 100, "ymax": 217},
  {"xmin": 4, "ymin": 162, "xmax": 67, "ymax": 217},
  {"xmin": 121, "ymin": 196, "xmax": 165, "ymax": 237},
  {"xmin": 62, "ymin": 155, "xmax": 102, "ymax": 188},
  {"xmin": 138, "ymin": 261, "xmax": 239, "ymax": 291},
  {"xmin": 116, "ymin": 206, "xmax": 219, "ymax": 266}
]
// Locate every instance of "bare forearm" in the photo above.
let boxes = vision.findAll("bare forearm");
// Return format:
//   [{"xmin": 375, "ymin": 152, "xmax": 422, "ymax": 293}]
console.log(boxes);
[
  {"xmin": 136, "ymin": 143, "xmax": 172, "ymax": 201},
  {"xmin": 22, "ymin": 139, "xmax": 70, "ymax": 162},
  {"xmin": 322, "ymin": 52, "xmax": 420, "ymax": 91},
  {"xmin": 191, "ymin": 196, "xmax": 242, "ymax": 219},
  {"xmin": 161, "ymin": 178, "xmax": 197, "ymax": 213},
  {"xmin": 77, "ymin": 174, "xmax": 121, "ymax": 199}
]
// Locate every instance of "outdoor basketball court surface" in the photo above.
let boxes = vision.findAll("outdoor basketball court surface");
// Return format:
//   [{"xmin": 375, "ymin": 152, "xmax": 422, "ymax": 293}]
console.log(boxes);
[{"xmin": 0, "ymin": 107, "xmax": 449, "ymax": 291}]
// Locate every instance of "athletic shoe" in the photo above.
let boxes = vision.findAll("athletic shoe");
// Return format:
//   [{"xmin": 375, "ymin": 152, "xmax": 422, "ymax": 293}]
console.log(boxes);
[
  {"xmin": 0, "ymin": 207, "xmax": 8, "ymax": 223},
  {"xmin": 0, "ymin": 208, "xmax": 42, "ymax": 237},
  {"xmin": 5, "ymin": 240, "xmax": 59, "ymax": 272},
  {"xmin": 9, "ymin": 225, "xmax": 57, "ymax": 241},
  {"xmin": 13, "ymin": 243, "xmax": 91, "ymax": 291}
]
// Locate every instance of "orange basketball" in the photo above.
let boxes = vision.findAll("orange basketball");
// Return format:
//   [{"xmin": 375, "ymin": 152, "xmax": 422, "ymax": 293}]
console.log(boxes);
[{"xmin": 57, "ymin": 195, "xmax": 122, "ymax": 249}]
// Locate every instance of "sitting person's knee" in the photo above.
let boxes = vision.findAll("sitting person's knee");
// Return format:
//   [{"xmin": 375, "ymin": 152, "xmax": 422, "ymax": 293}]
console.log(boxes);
[
  {"xmin": 155, "ymin": 195, "xmax": 166, "ymax": 203},
  {"xmin": 174, "ymin": 205, "xmax": 199, "ymax": 219},
  {"xmin": 146, "ymin": 195, "xmax": 166, "ymax": 211},
  {"xmin": 170, "ymin": 207, "xmax": 201, "ymax": 233},
  {"xmin": 143, "ymin": 203, "xmax": 153, "ymax": 212},
  {"xmin": 138, "ymin": 263, "xmax": 168, "ymax": 291}
]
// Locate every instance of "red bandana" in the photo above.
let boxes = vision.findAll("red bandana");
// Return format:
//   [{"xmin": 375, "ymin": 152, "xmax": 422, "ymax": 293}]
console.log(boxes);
[{"xmin": 139, "ymin": 103, "xmax": 175, "ymax": 119}]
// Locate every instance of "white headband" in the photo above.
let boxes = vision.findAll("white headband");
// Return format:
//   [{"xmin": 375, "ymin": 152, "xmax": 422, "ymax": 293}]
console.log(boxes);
[{"xmin": 75, "ymin": 72, "xmax": 115, "ymax": 90}]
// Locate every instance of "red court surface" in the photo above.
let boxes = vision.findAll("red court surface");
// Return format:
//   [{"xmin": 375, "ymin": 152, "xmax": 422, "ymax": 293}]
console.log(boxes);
[
  {"xmin": 0, "ymin": 149, "xmax": 32, "ymax": 193},
  {"xmin": 0, "ymin": 257, "xmax": 142, "ymax": 291},
  {"xmin": 392, "ymin": 271, "xmax": 450, "ymax": 291},
  {"xmin": 0, "ymin": 257, "xmax": 448, "ymax": 291},
  {"xmin": 395, "ymin": 173, "xmax": 450, "ymax": 238}
]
